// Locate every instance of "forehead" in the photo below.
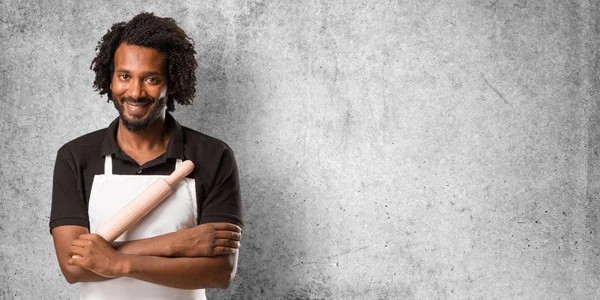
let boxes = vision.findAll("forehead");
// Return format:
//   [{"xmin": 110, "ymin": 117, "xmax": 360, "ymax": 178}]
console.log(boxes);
[{"xmin": 113, "ymin": 43, "xmax": 167, "ymax": 73}]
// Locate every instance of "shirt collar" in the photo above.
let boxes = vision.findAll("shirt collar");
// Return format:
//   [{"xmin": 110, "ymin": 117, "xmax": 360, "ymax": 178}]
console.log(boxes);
[{"xmin": 100, "ymin": 112, "xmax": 185, "ymax": 160}]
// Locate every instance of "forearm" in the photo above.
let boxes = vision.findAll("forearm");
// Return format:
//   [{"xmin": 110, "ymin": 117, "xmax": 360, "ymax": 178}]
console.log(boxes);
[
  {"xmin": 61, "ymin": 265, "xmax": 113, "ymax": 284},
  {"xmin": 52, "ymin": 226, "xmax": 113, "ymax": 283},
  {"xmin": 115, "ymin": 232, "xmax": 180, "ymax": 257},
  {"xmin": 64, "ymin": 231, "xmax": 221, "ymax": 283},
  {"xmin": 62, "ymin": 235, "xmax": 173, "ymax": 283},
  {"xmin": 119, "ymin": 252, "xmax": 238, "ymax": 289},
  {"xmin": 116, "ymin": 223, "xmax": 241, "ymax": 257},
  {"xmin": 65, "ymin": 223, "xmax": 241, "ymax": 286}
]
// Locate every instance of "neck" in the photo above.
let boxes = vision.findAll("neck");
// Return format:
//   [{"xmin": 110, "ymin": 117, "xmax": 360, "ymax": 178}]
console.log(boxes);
[{"xmin": 116, "ymin": 116, "xmax": 170, "ymax": 154}]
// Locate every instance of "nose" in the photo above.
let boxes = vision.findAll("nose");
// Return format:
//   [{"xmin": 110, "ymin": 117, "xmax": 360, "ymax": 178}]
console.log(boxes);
[{"xmin": 127, "ymin": 79, "xmax": 145, "ymax": 99}]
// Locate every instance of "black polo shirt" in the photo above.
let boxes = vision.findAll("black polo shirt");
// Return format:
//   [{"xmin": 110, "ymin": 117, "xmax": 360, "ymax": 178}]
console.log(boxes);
[{"xmin": 49, "ymin": 113, "xmax": 242, "ymax": 232}]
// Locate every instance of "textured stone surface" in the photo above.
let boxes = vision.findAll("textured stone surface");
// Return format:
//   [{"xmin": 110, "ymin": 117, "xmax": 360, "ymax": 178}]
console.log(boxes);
[{"xmin": 1, "ymin": 0, "xmax": 598, "ymax": 299}]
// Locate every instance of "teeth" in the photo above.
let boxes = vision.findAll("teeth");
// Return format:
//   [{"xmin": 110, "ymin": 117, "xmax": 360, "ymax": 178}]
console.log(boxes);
[{"xmin": 128, "ymin": 104, "xmax": 146, "ymax": 110}]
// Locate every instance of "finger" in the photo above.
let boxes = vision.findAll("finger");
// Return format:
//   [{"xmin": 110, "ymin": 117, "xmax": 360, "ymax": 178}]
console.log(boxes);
[
  {"xmin": 72, "ymin": 239, "xmax": 93, "ymax": 247},
  {"xmin": 214, "ymin": 231, "xmax": 241, "ymax": 241},
  {"xmin": 214, "ymin": 239, "xmax": 240, "ymax": 249},
  {"xmin": 69, "ymin": 245, "xmax": 86, "ymax": 256},
  {"xmin": 211, "ymin": 223, "xmax": 242, "ymax": 233},
  {"xmin": 70, "ymin": 254, "xmax": 83, "ymax": 261},
  {"xmin": 81, "ymin": 233, "xmax": 107, "ymax": 242},
  {"xmin": 212, "ymin": 246, "xmax": 238, "ymax": 256},
  {"xmin": 78, "ymin": 234, "xmax": 96, "ymax": 240},
  {"xmin": 68, "ymin": 255, "xmax": 85, "ymax": 266},
  {"xmin": 91, "ymin": 233, "xmax": 108, "ymax": 242}
]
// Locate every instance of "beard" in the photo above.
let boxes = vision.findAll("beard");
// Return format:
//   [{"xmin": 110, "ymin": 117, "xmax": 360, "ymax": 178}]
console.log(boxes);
[{"xmin": 112, "ymin": 96, "xmax": 166, "ymax": 132}]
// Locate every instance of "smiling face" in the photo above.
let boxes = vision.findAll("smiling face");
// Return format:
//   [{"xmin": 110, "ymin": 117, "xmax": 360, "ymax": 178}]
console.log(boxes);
[{"xmin": 110, "ymin": 43, "xmax": 172, "ymax": 132}]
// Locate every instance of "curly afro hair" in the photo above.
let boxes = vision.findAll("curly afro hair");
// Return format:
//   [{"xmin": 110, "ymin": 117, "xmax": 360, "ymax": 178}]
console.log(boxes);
[{"xmin": 90, "ymin": 12, "xmax": 197, "ymax": 112}]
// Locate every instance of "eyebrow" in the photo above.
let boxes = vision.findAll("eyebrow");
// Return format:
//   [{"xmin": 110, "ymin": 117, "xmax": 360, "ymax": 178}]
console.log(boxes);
[{"xmin": 115, "ymin": 69, "xmax": 164, "ymax": 77}]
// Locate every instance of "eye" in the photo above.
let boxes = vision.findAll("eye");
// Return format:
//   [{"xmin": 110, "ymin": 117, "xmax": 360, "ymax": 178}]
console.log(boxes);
[
  {"xmin": 146, "ymin": 77, "xmax": 161, "ymax": 84},
  {"xmin": 118, "ymin": 74, "xmax": 130, "ymax": 81}
]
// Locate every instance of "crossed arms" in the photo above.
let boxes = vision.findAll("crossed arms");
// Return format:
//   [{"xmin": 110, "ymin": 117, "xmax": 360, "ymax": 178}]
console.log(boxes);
[{"xmin": 51, "ymin": 223, "xmax": 241, "ymax": 289}]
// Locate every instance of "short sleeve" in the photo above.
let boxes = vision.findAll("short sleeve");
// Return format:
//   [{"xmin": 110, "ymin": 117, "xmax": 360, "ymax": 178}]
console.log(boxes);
[
  {"xmin": 49, "ymin": 150, "xmax": 89, "ymax": 232},
  {"xmin": 198, "ymin": 147, "xmax": 243, "ymax": 228}
]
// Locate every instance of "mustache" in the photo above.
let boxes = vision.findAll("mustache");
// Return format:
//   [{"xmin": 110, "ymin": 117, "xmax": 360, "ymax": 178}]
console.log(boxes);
[{"xmin": 121, "ymin": 96, "xmax": 154, "ymax": 104}]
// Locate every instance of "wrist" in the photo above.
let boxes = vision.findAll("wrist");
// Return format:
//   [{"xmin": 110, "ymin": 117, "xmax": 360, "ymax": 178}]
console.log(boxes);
[
  {"xmin": 116, "ymin": 254, "xmax": 133, "ymax": 276},
  {"xmin": 169, "ymin": 228, "xmax": 190, "ymax": 257}
]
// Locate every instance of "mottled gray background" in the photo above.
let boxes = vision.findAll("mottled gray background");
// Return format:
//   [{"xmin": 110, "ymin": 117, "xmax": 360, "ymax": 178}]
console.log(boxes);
[{"xmin": 1, "ymin": 0, "xmax": 599, "ymax": 299}]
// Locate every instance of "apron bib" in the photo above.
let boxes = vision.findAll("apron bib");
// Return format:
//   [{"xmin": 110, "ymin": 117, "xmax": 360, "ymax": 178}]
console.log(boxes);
[{"xmin": 81, "ymin": 155, "xmax": 206, "ymax": 300}]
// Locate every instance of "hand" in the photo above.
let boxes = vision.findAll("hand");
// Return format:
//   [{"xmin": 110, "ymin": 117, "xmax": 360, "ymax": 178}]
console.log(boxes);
[
  {"xmin": 68, "ymin": 234, "xmax": 126, "ymax": 278},
  {"xmin": 173, "ymin": 223, "xmax": 242, "ymax": 257}
]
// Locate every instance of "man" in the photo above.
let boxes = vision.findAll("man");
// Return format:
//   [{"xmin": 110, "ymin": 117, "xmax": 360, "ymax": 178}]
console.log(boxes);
[{"xmin": 50, "ymin": 13, "xmax": 243, "ymax": 299}]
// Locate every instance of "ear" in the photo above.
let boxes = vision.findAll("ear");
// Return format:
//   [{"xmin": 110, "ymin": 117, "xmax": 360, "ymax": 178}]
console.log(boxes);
[{"xmin": 169, "ymin": 88, "xmax": 175, "ymax": 95}]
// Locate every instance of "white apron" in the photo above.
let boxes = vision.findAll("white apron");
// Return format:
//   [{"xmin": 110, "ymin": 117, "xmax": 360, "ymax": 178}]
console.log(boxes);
[{"xmin": 81, "ymin": 155, "xmax": 206, "ymax": 300}]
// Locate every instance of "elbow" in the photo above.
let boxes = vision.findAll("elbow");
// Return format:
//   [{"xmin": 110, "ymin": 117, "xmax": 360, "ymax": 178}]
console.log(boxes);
[
  {"xmin": 224, "ymin": 269, "xmax": 237, "ymax": 289},
  {"xmin": 62, "ymin": 270, "xmax": 80, "ymax": 284},
  {"xmin": 190, "ymin": 252, "xmax": 238, "ymax": 289},
  {"xmin": 214, "ymin": 270, "xmax": 236, "ymax": 289},
  {"xmin": 60, "ymin": 265, "xmax": 86, "ymax": 284},
  {"xmin": 187, "ymin": 267, "xmax": 234, "ymax": 289},
  {"xmin": 65, "ymin": 277, "xmax": 78, "ymax": 284},
  {"xmin": 214, "ymin": 251, "xmax": 238, "ymax": 289},
  {"xmin": 212, "ymin": 262, "xmax": 237, "ymax": 289}
]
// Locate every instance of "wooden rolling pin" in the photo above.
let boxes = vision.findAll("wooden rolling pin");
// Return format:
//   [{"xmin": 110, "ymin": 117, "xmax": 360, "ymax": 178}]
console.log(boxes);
[{"xmin": 72, "ymin": 160, "xmax": 194, "ymax": 258}]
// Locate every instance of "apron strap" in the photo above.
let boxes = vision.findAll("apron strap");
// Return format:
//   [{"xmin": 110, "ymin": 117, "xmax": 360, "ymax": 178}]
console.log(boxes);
[{"xmin": 104, "ymin": 155, "xmax": 113, "ymax": 175}]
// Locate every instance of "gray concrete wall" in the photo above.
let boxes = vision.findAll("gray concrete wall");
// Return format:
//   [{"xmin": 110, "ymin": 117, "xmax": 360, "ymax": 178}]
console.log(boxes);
[{"xmin": 1, "ymin": 0, "xmax": 598, "ymax": 299}]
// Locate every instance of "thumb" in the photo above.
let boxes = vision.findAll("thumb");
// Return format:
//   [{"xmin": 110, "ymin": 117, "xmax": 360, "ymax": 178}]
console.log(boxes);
[{"xmin": 68, "ymin": 256, "xmax": 82, "ymax": 266}]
